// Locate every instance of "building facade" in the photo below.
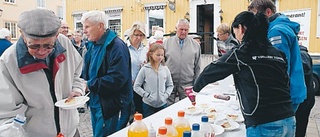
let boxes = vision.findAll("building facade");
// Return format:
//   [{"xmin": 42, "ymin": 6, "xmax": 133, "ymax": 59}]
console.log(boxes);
[{"xmin": 0, "ymin": 0, "xmax": 63, "ymax": 42}]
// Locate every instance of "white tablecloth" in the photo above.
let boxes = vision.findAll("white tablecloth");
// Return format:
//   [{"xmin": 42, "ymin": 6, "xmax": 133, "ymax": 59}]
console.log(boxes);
[{"xmin": 109, "ymin": 76, "xmax": 246, "ymax": 137}]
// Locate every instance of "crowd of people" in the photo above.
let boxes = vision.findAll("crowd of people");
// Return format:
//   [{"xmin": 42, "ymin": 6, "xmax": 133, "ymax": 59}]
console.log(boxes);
[{"xmin": 0, "ymin": 0, "xmax": 315, "ymax": 137}]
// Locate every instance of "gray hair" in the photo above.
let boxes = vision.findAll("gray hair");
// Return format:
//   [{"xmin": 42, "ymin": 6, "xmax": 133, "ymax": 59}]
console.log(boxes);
[
  {"xmin": 175, "ymin": 18, "xmax": 190, "ymax": 28},
  {"xmin": 0, "ymin": 28, "xmax": 11, "ymax": 39},
  {"xmin": 81, "ymin": 10, "xmax": 108, "ymax": 29}
]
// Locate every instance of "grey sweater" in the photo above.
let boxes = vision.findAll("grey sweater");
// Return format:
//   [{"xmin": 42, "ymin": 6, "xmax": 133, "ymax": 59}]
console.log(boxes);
[
  {"xmin": 163, "ymin": 35, "xmax": 201, "ymax": 86},
  {"xmin": 133, "ymin": 63, "xmax": 174, "ymax": 107}
]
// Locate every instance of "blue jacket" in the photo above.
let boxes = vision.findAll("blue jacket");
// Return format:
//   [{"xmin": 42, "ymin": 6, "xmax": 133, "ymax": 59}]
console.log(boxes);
[
  {"xmin": 0, "ymin": 39, "xmax": 12, "ymax": 56},
  {"xmin": 268, "ymin": 13, "xmax": 306, "ymax": 105},
  {"xmin": 82, "ymin": 30, "xmax": 132, "ymax": 120}
]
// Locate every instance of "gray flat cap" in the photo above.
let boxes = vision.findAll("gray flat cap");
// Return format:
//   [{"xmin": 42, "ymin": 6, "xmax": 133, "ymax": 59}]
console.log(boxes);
[{"xmin": 18, "ymin": 9, "xmax": 61, "ymax": 39}]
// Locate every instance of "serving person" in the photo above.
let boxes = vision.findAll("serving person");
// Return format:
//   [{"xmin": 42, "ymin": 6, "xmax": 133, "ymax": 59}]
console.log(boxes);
[
  {"xmin": 193, "ymin": 11, "xmax": 295, "ymax": 136},
  {"xmin": 0, "ymin": 9, "xmax": 86, "ymax": 137}
]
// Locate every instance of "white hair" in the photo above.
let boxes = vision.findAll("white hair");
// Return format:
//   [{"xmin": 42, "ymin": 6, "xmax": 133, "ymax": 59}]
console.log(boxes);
[
  {"xmin": 175, "ymin": 18, "xmax": 189, "ymax": 28},
  {"xmin": 0, "ymin": 28, "xmax": 11, "ymax": 39},
  {"xmin": 154, "ymin": 30, "xmax": 163, "ymax": 40},
  {"xmin": 81, "ymin": 10, "xmax": 108, "ymax": 29}
]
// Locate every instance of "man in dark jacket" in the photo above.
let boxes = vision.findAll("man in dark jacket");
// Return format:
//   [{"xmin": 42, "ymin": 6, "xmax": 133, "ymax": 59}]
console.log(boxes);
[
  {"xmin": 295, "ymin": 45, "xmax": 315, "ymax": 137},
  {"xmin": 81, "ymin": 10, "xmax": 132, "ymax": 137}
]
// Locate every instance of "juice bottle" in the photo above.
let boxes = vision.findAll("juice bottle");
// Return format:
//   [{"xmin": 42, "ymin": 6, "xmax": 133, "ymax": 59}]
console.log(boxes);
[
  {"xmin": 128, "ymin": 113, "xmax": 148, "ymax": 137},
  {"xmin": 200, "ymin": 116, "xmax": 215, "ymax": 137},
  {"xmin": 183, "ymin": 131, "xmax": 191, "ymax": 137},
  {"xmin": 173, "ymin": 111, "xmax": 191, "ymax": 137},
  {"xmin": 164, "ymin": 117, "xmax": 178, "ymax": 137},
  {"xmin": 191, "ymin": 123, "xmax": 204, "ymax": 137},
  {"xmin": 158, "ymin": 126, "xmax": 168, "ymax": 137},
  {"xmin": 149, "ymin": 123, "xmax": 156, "ymax": 137}
]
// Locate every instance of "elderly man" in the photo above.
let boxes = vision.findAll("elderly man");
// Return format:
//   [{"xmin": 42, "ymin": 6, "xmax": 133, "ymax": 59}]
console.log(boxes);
[
  {"xmin": 0, "ymin": 28, "xmax": 12, "ymax": 56},
  {"xmin": 81, "ymin": 10, "xmax": 132, "ymax": 136},
  {"xmin": 0, "ymin": 9, "xmax": 86, "ymax": 137},
  {"xmin": 59, "ymin": 20, "xmax": 69, "ymax": 36},
  {"xmin": 163, "ymin": 18, "xmax": 201, "ymax": 105}
]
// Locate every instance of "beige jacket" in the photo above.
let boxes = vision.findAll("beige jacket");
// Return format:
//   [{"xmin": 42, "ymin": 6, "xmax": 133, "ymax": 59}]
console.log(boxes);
[
  {"xmin": 0, "ymin": 34, "xmax": 86, "ymax": 137},
  {"xmin": 163, "ymin": 35, "xmax": 201, "ymax": 85}
]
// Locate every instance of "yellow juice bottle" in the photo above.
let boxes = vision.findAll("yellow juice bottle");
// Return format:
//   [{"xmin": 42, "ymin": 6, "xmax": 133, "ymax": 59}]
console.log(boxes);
[
  {"xmin": 173, "ymin": 111, "xmax": 191, "ymax": 137},
  {"xmin": 164, "ymin": 117, "xmax": 178, "ymax": 137},
  {"xmin": 128, "ymin": 113, "xmax": 148, "ymax": 137}
]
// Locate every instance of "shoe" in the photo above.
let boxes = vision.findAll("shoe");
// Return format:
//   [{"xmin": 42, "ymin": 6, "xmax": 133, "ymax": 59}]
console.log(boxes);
[{"xmin": 77, "ymin": 107, "xmax": 85, "ymax": 113}]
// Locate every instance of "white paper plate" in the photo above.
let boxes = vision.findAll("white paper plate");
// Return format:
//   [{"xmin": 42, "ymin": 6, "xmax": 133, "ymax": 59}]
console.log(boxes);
[
  {"xmin": 183, "ymin": 106, "xmax": 203, "ymax": 115},
  {"xmin": 204, "ymin": 106, "xmax": 224, "ymax": 114},
  {"xmin": 55, "ymin": 96, "xmax": 89, "ymax": 109},
  {"xmin": 215, "ymin": 120, "xmax": 240, "ymax": 131},
  {"xmin": 224, "ymin": 110, "xmax": 244, "ymax": 123},
  {"xmin": 206, "ymin": 113, "xmax": 226, "ymax": 123},
  {"xmin": 211, "ymin": 124, "xmax": 225, "ymax": 136},
  {"xmin": 196, "ymin": 103, "xmax": 210, "ymax": 109},
  {"xmin": 226, "ymin": 113, "xmax": 244, "ymax": 123}
]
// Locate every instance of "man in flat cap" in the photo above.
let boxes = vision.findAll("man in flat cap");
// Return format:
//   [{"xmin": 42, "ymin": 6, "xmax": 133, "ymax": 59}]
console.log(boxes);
[{"xmin": 0, "ymin": 9, "xmax": 86, "ymax": 137}]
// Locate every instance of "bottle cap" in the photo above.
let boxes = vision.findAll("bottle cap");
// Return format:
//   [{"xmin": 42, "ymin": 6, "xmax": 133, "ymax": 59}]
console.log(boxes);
[
  {"xmin": 183, "ymin": 131, "xmax": 191, "ymax": 137},
  {"xmin": 14, "ymin": 114, "xmax": 26, "ymax": 124},
  {"xmin": 134, "ymin": 113, "xmax": 143, "ymax": 120},
  {"xmin": 178, "ymin": 110, "xmax": 185, "ymax": 117},
  {"xmin": 158, "ymin": 126, "xmax": 167, "ymax": 135},
  {"xmin": 165, "ymin": 117, "xmax": 173, "ymax": 125},
  {"xmin": 201, "ymin": 116, "xmax": 209, "ymax": 122},
  {"xmin": 192, "ymin": 123, "xmax": 200, "ymax": 131}
]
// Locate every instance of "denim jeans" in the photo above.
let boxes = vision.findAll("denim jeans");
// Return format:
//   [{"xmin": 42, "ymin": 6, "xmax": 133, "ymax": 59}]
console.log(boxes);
[
  {"xmin": 116, "ymin": 101, "xmax": 134, "ymax": 131},
  {"xmin": 142, "ymin": 102, "xmax": 167, "ymax": 118},
  {"xmin": 90, "ymin": 107, "xmax": 119, "ymax": 137},
  {"xmin": 246, "ymin": 116, "xmax": 296, "ymax": 137}
]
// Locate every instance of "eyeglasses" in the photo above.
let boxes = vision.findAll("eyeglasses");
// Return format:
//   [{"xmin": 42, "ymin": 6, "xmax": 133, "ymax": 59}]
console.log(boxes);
[
  {"xmin": 217, "ymin": 33, "xmax": 227, "ymax": 37},
  {"xmin": 133, "ymin": 34, "xmax": 145, "ymax": 37},
  {"xmin": 61, "ymin": 26, "xmax": 69, "ymax": 29},
  {"xmin": 27, "ymin": 43, "xmax": 55, "ymax": 50}
]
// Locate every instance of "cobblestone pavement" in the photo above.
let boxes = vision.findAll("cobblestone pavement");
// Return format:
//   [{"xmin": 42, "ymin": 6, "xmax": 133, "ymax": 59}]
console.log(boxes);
[
  {"xmin": 78, "ymin": 97, "xmax": 320, "ymax": 137},
  {"xmin": 78, "ymin": 106, "xmax": 93, "ymax": 137}
]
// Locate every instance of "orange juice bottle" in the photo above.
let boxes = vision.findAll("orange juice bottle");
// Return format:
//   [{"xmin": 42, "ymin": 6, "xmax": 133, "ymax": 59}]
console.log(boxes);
[
  {"xmin": 173, "ymin": 111, "xmax": 191, "ymax": 137},
  {"xmin": 128, "ymin": 113, "xmax": 148, "ymax": 137},
  {"xmin": 164, "ymin": 117, "xmax": 178, "ymax": 137},
  {"xmin": 158, "ymin": 126, "xmax": 168, "ymax": 137}
]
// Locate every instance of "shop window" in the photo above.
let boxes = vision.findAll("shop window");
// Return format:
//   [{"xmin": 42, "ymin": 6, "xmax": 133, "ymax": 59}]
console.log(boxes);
[
  {"xmin": 4, "ymin": 22, "xmax": 17, "ymax": 39},
  {"xmin": 147, "ymin": 9, "xmax": 164, "ymax": 37},
  {"xmin": 37, "ymin": 0, "xmax": 45, "ymax": 8},
  {"xmin": 4, "ymin": 0, "xmax": 15, "ymax": 4},
  {"xmin": 109, "ymin": 19, "xmax": 121, "ymax": 36}
]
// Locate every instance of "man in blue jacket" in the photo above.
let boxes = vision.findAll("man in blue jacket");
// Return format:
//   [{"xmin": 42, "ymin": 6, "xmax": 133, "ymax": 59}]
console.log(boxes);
[
  {"xmin": 0, "ymin": 28, "xmax": 12, "ymax": 56},
  {"xmin": 81, "ymin": 10, "xmax": 132, "ymax": 137},
  {"xmin": 248, "ymin": 0, "xmax": 306, "ymax": 112}
]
